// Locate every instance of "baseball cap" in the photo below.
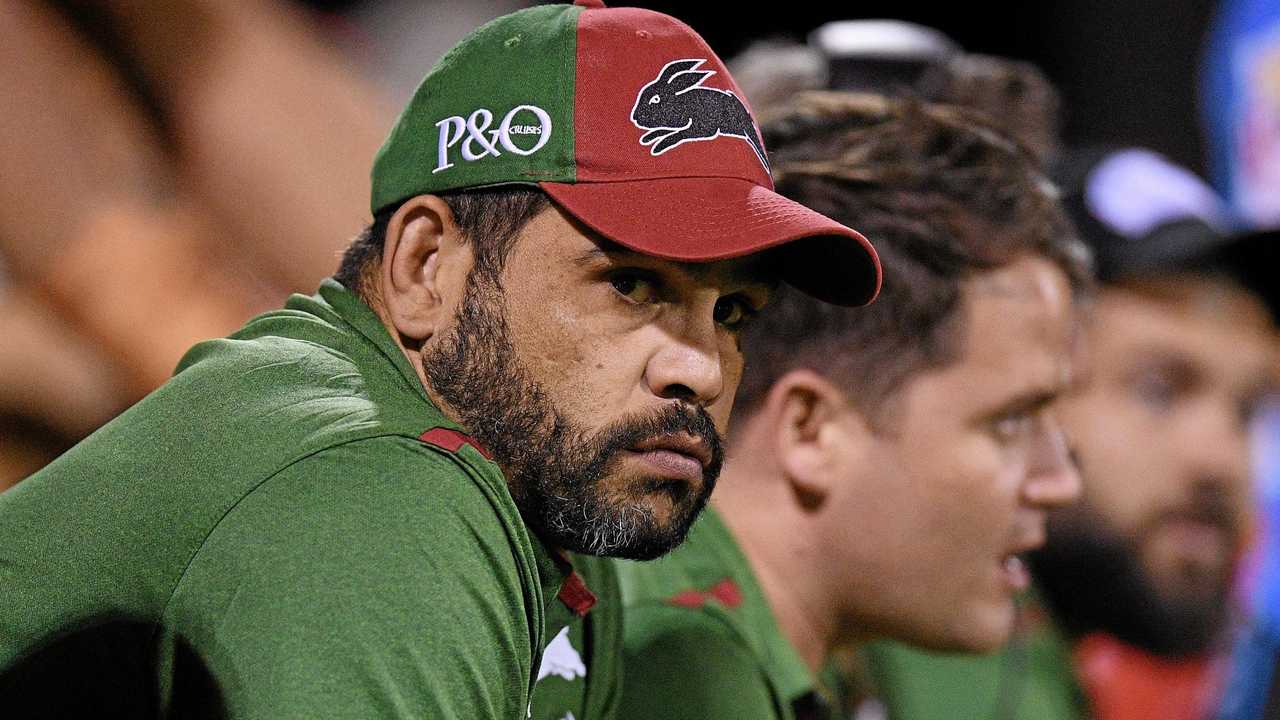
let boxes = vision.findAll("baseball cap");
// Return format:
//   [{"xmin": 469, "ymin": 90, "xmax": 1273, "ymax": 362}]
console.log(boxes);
[
  {"xmin": 1057, "ymin": 146, "xmax": 1280, "ymax": 320},
  {"xmin": 371, "ymin": 0, "xmax": 880, "ymax": 306}
]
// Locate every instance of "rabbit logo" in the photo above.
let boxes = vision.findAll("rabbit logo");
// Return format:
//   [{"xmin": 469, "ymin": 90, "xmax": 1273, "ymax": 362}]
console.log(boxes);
[{"xmin": 631, "ymin": 59, "xmax": 769, "ymax": 170}]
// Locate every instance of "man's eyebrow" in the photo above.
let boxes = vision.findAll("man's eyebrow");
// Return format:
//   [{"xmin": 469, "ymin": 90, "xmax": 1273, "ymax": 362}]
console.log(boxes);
[
  {"xmin": 1239, "ymin": 373, "xmax": 1280, "ymax": 403},
  {"xmin": 571, "ymin": 240, "xmax": 643, "ymax": 268},
  {"xmin": 987, "ymin": 386, "xmax": 1061, "ymax": 419}
]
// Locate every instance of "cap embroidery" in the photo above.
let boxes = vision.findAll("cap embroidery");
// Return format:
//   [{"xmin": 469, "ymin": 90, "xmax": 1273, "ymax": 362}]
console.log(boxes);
[
  {"xmin": 630, "ymin": 59, "xmax": 768, "ymax": 170},
  {"xmin": 434, "ymin": 104, "xmax": 552, "ymax": 174}
]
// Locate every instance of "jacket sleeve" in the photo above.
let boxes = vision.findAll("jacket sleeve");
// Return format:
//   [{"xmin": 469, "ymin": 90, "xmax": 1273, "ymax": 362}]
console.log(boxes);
[{"xmin": 163, "ymin": 435, "xmax": 538, "ymax": 719}]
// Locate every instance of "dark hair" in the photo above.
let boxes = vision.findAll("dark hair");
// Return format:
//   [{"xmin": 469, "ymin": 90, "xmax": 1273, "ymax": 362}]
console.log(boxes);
[
  {"xmin": 921, "ymin": 53, "xmax": 1062, "ymax": 167},
  {"xmin": 334, "ymin": 186, "xmax": 551, "ymax": 299},
  {"xmin": 735, "ymin": 92, "xmax": 1092, "ymax": 423}
]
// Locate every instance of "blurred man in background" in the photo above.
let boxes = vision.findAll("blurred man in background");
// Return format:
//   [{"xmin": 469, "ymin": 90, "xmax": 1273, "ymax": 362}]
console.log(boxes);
[
  {"xmin": 871, "ymin": 147, "xmax": 1280, "ymax": 720},
  {"xmin": 615, "ymin": 91, "xmax": 1089, "ymax": 720}
]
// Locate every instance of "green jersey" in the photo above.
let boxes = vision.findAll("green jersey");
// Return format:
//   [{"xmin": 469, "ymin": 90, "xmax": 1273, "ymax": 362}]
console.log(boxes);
[
  {"xmin": 865, "ymin": 594, "xmax": 1085, "ymax": 720},
  {"xmin": 614, "ymin": 508, "xmax": 825, "ymax": 720},
  {"xmin": 0, "ymin": 280, "xmax": 620, "ymax": 719}
]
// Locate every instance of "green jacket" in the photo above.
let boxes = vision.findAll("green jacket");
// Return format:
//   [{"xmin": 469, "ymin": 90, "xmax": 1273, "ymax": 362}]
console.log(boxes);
[
  {"xmin": 0, "ymin": 280, "xmax": 620, "ymax": 719},
  {"xmin": 614, "ymin": 509, "xmax": 821, "ymax": 720}
]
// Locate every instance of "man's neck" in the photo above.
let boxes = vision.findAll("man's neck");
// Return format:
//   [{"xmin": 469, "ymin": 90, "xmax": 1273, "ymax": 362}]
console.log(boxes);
[{"xmin": 714, "ymin": 488, "xmax": 840, "ymax": 673}]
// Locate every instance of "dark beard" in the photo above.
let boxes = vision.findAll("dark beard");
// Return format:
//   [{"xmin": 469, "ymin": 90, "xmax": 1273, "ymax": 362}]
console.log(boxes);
[
  {"xmin": 1030, "ymin": 504, "xmax": 1230, "ymax": 657},
  {"xmin": 424, "ymin": 270, "xmax": 724, "ymax": 560}
]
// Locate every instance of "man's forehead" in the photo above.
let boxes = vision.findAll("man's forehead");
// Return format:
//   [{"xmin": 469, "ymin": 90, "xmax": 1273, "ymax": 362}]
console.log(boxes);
[
  {"xmin": 899, "ymin": 271, "xmax": 1074, "ymax": 421},
  {"xmin": 967, "ymin": 254, "xmax": 1073, "ymax": 305},
  {"xmin": 945, "ymin": 261, "xmax": 1076, "ymax": 397},
  {"xmin": 1090, "ymin": 280, "xmax": 1280, "ymax": 384},
  {"xmin": 1109, "ymin": 274, "xmax": 1276, "ymax": 336}
]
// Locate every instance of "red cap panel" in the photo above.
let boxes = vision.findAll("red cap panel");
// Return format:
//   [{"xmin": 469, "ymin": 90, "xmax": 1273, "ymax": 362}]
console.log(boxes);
[{"xmin": 572, "ymin": 7, "xmax": 772, "ymax": 187}]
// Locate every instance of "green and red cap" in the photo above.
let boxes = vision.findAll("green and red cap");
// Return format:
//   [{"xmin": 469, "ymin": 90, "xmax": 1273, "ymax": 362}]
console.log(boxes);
[{"xmin": 371, "ymin": 0, "xmax": 880, "ymax": 306}]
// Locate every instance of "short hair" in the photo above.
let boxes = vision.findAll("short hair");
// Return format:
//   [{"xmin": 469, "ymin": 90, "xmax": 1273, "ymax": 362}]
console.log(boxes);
[
  {"xmin": 921, "ymin": 53, "xmax": 1062, "ymax": 167},
  {"xmin": 334, "ymin": 187, "xmax": 551, "ymax": 299},
  {"xmin": 735, "ymin": 92, "xmax": 1092, "ymax": 423}
]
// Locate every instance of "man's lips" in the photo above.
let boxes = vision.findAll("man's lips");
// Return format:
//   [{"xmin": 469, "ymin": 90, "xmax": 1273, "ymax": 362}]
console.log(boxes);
[
  {"xmin": 1000, "ymin": 524, "xmax": 1046, "ymax": 591},
  {"xmin": 631, "ymin": 434, "xmax": 713, "ymax": 469},
  {"xmin": 625, "ymin": 434, "xmax": 713, "ymax": 482}
]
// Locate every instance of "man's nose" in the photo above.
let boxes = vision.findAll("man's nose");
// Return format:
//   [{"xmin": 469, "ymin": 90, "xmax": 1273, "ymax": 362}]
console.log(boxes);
[
  {"xmin": 643, "ymin": 320, "xmax": 725, "ymax": 406},
  {"xmin": 1024, "ymin": 416, "xmax": 1082, "ymax": 508}
]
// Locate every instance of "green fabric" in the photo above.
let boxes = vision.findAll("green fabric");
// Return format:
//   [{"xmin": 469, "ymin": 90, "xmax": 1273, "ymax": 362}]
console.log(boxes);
[
  {"xmin": 614, "ymin": 508, "xmax": 815, "ymax": 720},
  {"xmin": 371, "ymin": 3, "xmax": 580, "ymax": 213},
  {"xmin": 534, "ymin": 552, "xmax": 623, "ymax": 720},
  {"xmin": 0, "ymin": 279, "xmax": 619, "ymax": 719},
  {"xmin": 866, "ymin": 596, "xmax": 1087, "ymax": 720}
]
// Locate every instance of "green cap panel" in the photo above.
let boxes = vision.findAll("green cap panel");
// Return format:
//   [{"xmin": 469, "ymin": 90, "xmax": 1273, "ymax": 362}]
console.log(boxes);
[{"xmin": 371, "ymin": 4, "xmax": 581, "ymax": 213}]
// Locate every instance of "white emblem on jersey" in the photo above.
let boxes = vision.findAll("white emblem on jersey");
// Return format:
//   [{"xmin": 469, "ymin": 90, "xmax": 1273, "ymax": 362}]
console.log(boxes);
[{"xmin": 536, "ymin": 626, "xmax": 586, "ymax": 682}]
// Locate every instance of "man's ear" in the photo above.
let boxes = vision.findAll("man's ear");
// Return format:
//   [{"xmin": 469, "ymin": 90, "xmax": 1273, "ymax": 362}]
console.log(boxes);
[
  {"xmin": 380, "ymin": 194, "xmax": 473, "ymax": 343},
  {"xmin": 763, "ymin": 369, "xmax": 869, "ymax": 510}
]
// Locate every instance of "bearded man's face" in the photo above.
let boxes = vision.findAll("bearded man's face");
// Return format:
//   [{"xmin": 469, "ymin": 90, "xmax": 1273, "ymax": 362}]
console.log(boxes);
[
  {"xmin": 425, "ymin": 205, "xmax": 774, "ymax": 559},
  {"xmin": 1037, "ymin": 277, "xmax": 1277, "ymax": 654}
]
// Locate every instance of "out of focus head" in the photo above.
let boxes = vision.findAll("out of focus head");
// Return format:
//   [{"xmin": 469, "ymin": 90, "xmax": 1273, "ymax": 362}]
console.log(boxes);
[
  {"xmin": 1034, "ymin": 147, "xmax": 1280, "ymax": 655},
  {"xmin": 808, "ymin": 20, "xmax": 1061, "ymax": 165},
  {"xmin": 725, "ymin": 92, "xmax": 1091, "ymax": 652},
  {"xmin": 337, "ymin": 2, "xmax": 881, "ymax": 561}
]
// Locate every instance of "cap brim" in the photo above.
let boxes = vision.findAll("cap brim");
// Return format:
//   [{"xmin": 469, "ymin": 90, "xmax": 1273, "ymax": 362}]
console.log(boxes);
[
  {"xmin": 1104, "ymin": 221, "xmax": 1280, "ymax": 324},
  {"xmin": 1211, "ymin": 228, "xmax": 1280, "ymax": 324},
  {"xmin": 540, "ymin": 177, "xmax": 880, "ymax": 306}
]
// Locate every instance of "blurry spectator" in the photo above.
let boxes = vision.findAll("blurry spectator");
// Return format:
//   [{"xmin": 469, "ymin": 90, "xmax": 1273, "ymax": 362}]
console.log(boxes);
[
  {"xmin": 1203, "ymin": 7, "xmax": 1280, "ymax": 709},
  {"xmin": 614, "ymin": 92, "xmax": 1089, "ymax": 720},
  {"xmin": 1217, "ymin": 399, "xmax": 1280, "ymax": 720},
  {"xmin": 810, "ymin": 20, "xmax": 959, "ymax": 98},
  {"xmin": 1201, "ymin": 0, "xmax": 1280, "ymax": 228},
  {"xmin": 0, "ymin": 284, "xmax": 126, "ymax": 490},
  {"xmin": 732, "ymin": 20, "xmax": 1062, "ymax": 167},
  {"xmin": 869, "ymin": 147, "xmax": 1280, "ymax": 720},
  {"xmin": 727, "ymin": 39, "xmax": 828, "ymax": 120},
  {"xmin": 0, "ymin": 0, "xmax": 397, "ymax": 484}
]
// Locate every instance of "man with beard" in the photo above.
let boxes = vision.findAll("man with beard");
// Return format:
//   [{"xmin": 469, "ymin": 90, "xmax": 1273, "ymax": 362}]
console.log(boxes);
[
  {"xmin": 614, "ymin": 92, "xmax": 1089, "ymax": 720},
  {"xmin": 0, "ymin": 3, "xmax": 880, "ymax": 719},
  {"xmin": 870, "ymin": 148, "xmax": 1279, "ymax": 720}
]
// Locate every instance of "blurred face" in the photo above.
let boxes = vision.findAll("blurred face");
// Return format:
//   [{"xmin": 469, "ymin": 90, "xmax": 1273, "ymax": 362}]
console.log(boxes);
[
  {"xmin": 1036, "ymin": 276, "xmax": 1278, "ymax": 654},
  {"xmin": 828, "ymin": 255, "xmax": 1081, "ymax": 652},
  {"xmin": 426, "ymin": 204, "xmax": 776, "ymax": 559}
]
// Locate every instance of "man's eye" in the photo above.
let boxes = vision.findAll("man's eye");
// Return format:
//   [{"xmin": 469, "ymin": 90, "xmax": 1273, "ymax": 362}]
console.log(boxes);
[
  {"xmin": 1131, "ymin": 372, "xmax": 1177, "ymax": 414},
  {"xmin": 991, "ymin": 413, "xmax": 1033, "ymax": 443},
  {"xmin": 713, "ymin": 296, "xmax": 754, "ymax": 330},
  {"xmin": 609, "ymin": 273, "xmax": 657, "ymax": 304}
]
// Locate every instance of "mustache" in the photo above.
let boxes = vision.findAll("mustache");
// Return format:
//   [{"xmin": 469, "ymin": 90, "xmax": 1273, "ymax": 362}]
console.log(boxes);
[
  {"xmin": 1139, "ymin": 483, "xmax": 1241, "ymax": 539},
  {"xmin": 585, "ymin": 403, "xmax": 725, "ymax": 480}
]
